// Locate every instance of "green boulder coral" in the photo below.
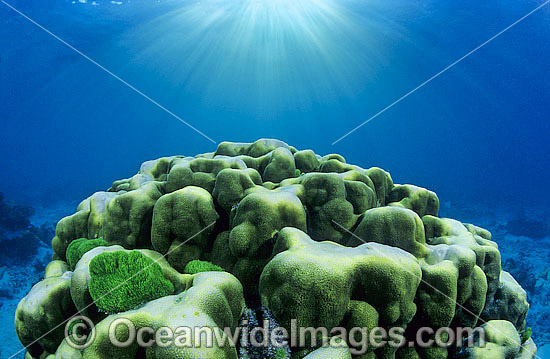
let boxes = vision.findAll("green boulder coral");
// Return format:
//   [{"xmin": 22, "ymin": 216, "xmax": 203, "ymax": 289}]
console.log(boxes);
[
  {"xmin": 151, "ymin": 186, "xmax": 219, "ymax": 271},
  {"xmin": 102, "ymin": 181, "xmax": 165, "ymax": 249},
  {"xmin": 481, "ymin": 271, "xmax": 529, "ymax": 330},
  {"xmin": 459, "ymin": 320, "xmax": 529, "ymax": 359},
  {"xmin": 388, "ymin": 184, "xmax": 439, "ymax": 217},
  {"xmin": 44, "ymin": 260, "xmax": 70, "ymax": 278},
  {"xmin": 15, "ymin": 139, "xmax": 536, "ymax": 359},
  {"xmin": 52, "ymin": 191, "xmax": 120, "ymax": 260},
  {"xmin": 260, "ymin": 227, "xmax": 421, "ymax": 356},
  {"xmin": 15, "ymin": 272, "xmax": 76, "ymax": 357}
]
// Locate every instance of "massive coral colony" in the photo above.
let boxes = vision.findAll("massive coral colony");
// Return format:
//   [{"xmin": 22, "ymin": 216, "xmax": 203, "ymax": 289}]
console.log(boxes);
[{"xmin": 16, "ymin": 139, "xmax": 535, "ymax": 359}]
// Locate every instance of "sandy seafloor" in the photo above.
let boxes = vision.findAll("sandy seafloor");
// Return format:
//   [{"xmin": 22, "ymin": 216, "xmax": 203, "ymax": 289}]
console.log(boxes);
[{"xmin": 0, "ymin": 201, "xmax": 548, "ymax": 359}]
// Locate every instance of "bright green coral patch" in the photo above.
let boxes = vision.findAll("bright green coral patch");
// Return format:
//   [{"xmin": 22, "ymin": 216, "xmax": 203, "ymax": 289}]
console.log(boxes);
[
  {"xmin": 66, "ymin": 237, "xmax": 109, "ymax": 270},
  {"xmin": 184, "ymin": 259, "xmax": 224, "ymax": 274},
  {"xmin": 520, "ymin": 327, "xmax": 532, "ymax": 344},
  {"xmin": 88, "ymin": 250, "xmax": 174, "ymax": 313}
]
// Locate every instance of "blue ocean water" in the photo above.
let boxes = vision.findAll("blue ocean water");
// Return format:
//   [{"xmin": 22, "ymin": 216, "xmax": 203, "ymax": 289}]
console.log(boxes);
[
  {"xmin": 1, "ymin": 0, "xmax": 549, "ymax": 357},
  {"xmin": 1, "ymin": 0, "xmax": 549, "ymax": 211}
]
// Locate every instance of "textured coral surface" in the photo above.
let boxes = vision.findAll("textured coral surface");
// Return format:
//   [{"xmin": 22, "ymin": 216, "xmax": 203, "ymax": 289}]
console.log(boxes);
[{"xmin": 15, "ymin": 139, "xmax": 536, "ymax": 359}]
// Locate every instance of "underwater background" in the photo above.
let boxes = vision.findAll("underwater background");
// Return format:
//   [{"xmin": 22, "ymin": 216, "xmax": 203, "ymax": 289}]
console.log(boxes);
[{"xmin": 1, "ymin": 0, "xmax": 549, "ymax": 358}]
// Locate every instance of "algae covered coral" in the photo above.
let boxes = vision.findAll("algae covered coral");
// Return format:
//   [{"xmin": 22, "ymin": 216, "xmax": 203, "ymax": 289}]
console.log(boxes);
[{"xmin": 15, "ymin": 139, "xmax": 536, "ymax": 359}]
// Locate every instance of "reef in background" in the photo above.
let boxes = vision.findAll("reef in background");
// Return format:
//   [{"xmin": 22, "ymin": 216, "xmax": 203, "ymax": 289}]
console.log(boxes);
[
  {"xmin": 505, "ymin": 213, "xmax": 548, "ymax": 239},
  {"xmin": 0, "ymin": 193, "xmax": 54, "ymax": 300},
  {"xmin": 0, "ymin": 193, "xmax": 54, "ymax": 263},
  {"xmin": 14, "ymin": 139, "xmax": 537, "ymax": 359}
]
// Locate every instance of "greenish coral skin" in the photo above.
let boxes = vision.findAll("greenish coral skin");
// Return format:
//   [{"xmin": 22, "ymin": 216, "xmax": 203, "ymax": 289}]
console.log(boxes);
[
  {"xmin": 260, "ymin": 228, "xmax": 421, "ymax": 343},
  {"xmin": 151, "ymin": 186, "xmax": 219, "ymax": 271},
  {"xmin": 349, "ymin": 206, "xmax": 428, "ymax": 257},
  {"xmin": 211, "ymin": 231, "xmax": 237, "ymax": 270},
  {"xmin": 102, "ymin": 181, "xmax": 165, "ymax": 249},
  {"xmin": 300, "ymin": 173, "xmax": 361, "ymax": 242},
  {"xmin": 66, "ymin": 237, "xmax": 109, "ymax": 270},
  {"xmin": 52, "ymin": 191, "xmax": 120, "ymax": 260},
  {"xmin": 348, "ymin": 206, "xmax": 500, "ymax": 358},
  {"xmin": 223, "ymin": 190, "xmax": 307, "ymax": 294},
  {"xmin": 517, "ymin": 339, "xmax": 538, "ymax": 359},
  {"xmin": 216, "ymin": 138, "xmax": 293, "ymax": 158},
  {"xmin": 464, "ymin": 223, "xmax": 492, "ymax": 241},
  {"xmin": 293, "ymin": 149, "xmax": 320, "ymax": 173},
  {"xmin": 213, "ymin": 168, "xmax": 263, "ymax": 213},
  {"xmin": 351, "ymin": 207, "xmax": 491, "ymax": 332},
  {"xmin": 481, "ymin": 271, "xmax": 529, "ymax": 330},
  {"xmin": 51, "ymin": 210, "xmax": 90, "ymax": 261},
  {"xmin": 422, "ymin": 216, "xmax": 502, "ymax": 307},
  {"xmin": 365, "ymin": 167, "xmax": 394, "ymax": 206},
  {"xmin": 109, "ymin": 156, "xmax": 177, "ymax": 192},
  {"xmin": 15, "ymin": 272, "xmax": 76, "ymax": 357},
  {"xmin": 263, "ymin": 147, "xmax": 297, "ymax": 183},
  {"xmin": 344, "ymin": 300, "xmax": 380, "ymax": 358},
  {"xmin": 44, "ymin": 260, "xmax": 69, "ymax": 278},
  {"xmin": 16, "ymin": 139, "xmax": 537, "ymax": 359},
  {"xmin": 230, "ymin": 191, "xmax": 306, "ymax": 257},
  {"xmin": 44, "ymin": 338, "xmax": 84, "ymax": 359},
  {"xmin": 388, "ymin": 184, "xmax": 440, "ymax": 217},
  {"xmin": 165, "ymin": 156, "xmax": 247, "ymax": 193},
  {"xmin": 184, "ymin": 259, "xmax": 224, "ymax": 274},
  {"xmin": 460, "ymin": 320, "xmax": 530, "ymax": 359},
  {"xmin": 88, "ymin": 250, "xmax": 175, "ymax": 313},
  {"xmin": 79, "ymin": 271, "xmax": 244, "ymax": 359}
]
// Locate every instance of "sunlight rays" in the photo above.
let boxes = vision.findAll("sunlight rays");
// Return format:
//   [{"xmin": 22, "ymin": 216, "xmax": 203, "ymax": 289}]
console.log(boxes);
[{"xmin": 119, "ymin": 0, "xmax": 384, "ymax": 115}]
